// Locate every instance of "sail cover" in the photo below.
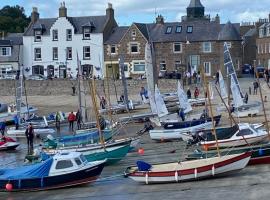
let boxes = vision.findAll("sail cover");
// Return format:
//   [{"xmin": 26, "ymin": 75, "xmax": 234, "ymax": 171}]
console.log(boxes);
[
  {"xmin": 219, "ymin": 70, "xmax": 228, "ymax": 99},
  {"xmin": 231, "ymin": 75, "xmax": 244, "ymax": 107},
  {"xmin": 154, "ymin": 85, "xmax": 168, "ymax": 118},
  {"xmin": 224, "ymin": 42, "xmax": 243, "ymax": 97},
  {"xmin": 177, "ymin": 81, "xmax": 192, "ymax": 113},
  {"xmin": 148, "ymin": 90, "xmax": 157, "ymax": 114},
  {"xmin": 145, "ymin": 43, "xmax": 155, "ymax": 97}
]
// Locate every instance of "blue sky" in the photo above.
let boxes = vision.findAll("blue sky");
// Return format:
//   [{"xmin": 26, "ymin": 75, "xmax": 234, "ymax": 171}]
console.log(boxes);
[{"xmin": 1, "ymin": 0, "xmax": 269, "ymax": 25}]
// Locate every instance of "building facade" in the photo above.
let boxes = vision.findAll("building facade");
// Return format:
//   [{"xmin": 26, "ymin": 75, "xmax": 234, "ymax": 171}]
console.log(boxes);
[
  {"xmin": 23, "ymin": 3, "xmax": 117, "ymax": 78},
  {"xmin": 0, "ymin": 33, "xmax": 23, "ymax": 78},
  {"xmin": 104, "ymin": 0, "xmax": 243, "ymax": 78}
]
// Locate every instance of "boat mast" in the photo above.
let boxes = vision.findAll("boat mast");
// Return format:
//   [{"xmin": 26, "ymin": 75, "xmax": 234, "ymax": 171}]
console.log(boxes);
[
  {"xmin": 119, "ymin": 55, "xmax": 129, "ymax": 111},
  {"xmin": 16, "ymin": 65, "xmax": 24, "ymax": 126}
]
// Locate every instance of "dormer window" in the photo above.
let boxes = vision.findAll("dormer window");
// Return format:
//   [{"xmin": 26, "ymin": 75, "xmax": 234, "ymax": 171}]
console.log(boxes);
[
  {"xmin": 83, "ymin": 28, "xmax": 91, "ymax": 40},
  {"xmin": 34, "ymin": 30, "xmax": 42, "ymax": 42},
  {"xmin": 52, "ymin": 29, "xmax": 58, "ymax": 41},
  {"xmin": 131, "ymin": 29, "xmax": 136, "ymax": 37},
  {"xmin": 166, "ymin": 26, "xmax": 172, "ymax": 34},
  {"xmin": 176, "ymin": 26, "xmax": 182, "ymax": 33},
  {"xmin": 187, "ymin": 26, "xmax": 193, "ymax": 33}
]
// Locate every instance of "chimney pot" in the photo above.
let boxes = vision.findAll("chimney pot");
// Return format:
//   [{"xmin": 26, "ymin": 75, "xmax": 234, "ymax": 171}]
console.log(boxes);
[{"xmin": 31, "ymin": 7, "xmax": 39, "ymax": 23}]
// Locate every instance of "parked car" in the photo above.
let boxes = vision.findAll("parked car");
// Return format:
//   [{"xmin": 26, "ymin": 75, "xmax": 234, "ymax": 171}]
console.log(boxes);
[
  {"xmin": 242, "ymin": 64, "xmax": 251, "ymax": 74},
  {"xmin": 26, "ymin": 74, "xmax": 47, "ymax": 80},
  {"xmin": 256, "ymin": 66, "xmax": 265, "ymax": 78}
]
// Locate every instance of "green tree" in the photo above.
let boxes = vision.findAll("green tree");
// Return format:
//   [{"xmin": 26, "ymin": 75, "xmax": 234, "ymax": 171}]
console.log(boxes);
[{"xmin": 0, "ymin": 5, "xmax": 30, "ymax": 34}]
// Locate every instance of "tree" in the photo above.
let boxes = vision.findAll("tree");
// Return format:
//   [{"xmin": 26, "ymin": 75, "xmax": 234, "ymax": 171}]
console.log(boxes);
[{"xmin": 0, "ymin": 5, "xmax": 30, "ymax": 34}]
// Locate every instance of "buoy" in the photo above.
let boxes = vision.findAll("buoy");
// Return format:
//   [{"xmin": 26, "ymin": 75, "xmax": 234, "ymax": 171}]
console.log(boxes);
[
  {"xmin": 5, "ymin": 183, "xmax": 13, "ymax": 191},
  {"xmin": 138, "ymin": 148, "xmax": 144, "ymax": 155}
]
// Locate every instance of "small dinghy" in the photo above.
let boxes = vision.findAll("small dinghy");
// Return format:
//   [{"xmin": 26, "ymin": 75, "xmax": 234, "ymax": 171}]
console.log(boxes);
[
  {"xmin": 0, "ymin": 152, "xmax": 105, "ymax": 191},
  {"xmin": 0, "ymin": 137, "xmax": 19, "ymax": 151},
  {"xmin": 125, "ymin": 152, "xmax": 251, "ymax": 184}
]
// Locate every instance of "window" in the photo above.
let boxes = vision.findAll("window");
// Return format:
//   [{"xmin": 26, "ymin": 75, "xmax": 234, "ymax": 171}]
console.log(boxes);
[
  {"xmin": 261, "ymin": 44, "xmax": 264, "ymax": 54},
  {"xmin": 34, "ymin": 48, "xmax": 41, "ymax": 60},
  {"xmin": 83, "ymin": 28, "xmax": 91, "ymax": 40},
  {"xmin": 267, "ymin": 28, "xmax": 270, "ymax": 36},
  {"xmin": 75, "ymin": 158, "xmax": 82, "ymax": 166},
  {"xmin": 236, "ymin": 129, "xmax": 253, "ymax": 137},
  {"xmin": 55, "ymin": 160, "xmax": 73, "ymax": 169},
  {"xmin": 66, "ymin": 29, "xmax": 72, "ymax": 41},
  {"xmin": 111, "ymin": 45, "xmax": 116, "ymax": 54},
  {"xmin": 52, "ymin": 29, "xmax": 58, "ymax": 41},
  {"xmin": 0, "ymin": 47, "xmax": 11, "ymax": 56},
  {"xmin": 175, "ymin": 60, "xmax": 181, "ymax": 70},
  {"xmin": 130, "ymin": 43, "xmax": 138, "ymax": 53},
  {"xmin": 173, "ymin": 42, "xmax": 182, "ymax": 53},
  {"xmin": 133, "ymin": 61, "xmax": 145, "ymax": 72},
  {"xmin": 32, "ymin": 65, "xmax": 44, "ymax": 75},
  {"xmin": 166, "ymin": 26, "xmax": 172, "ymax": 34},
  {"xmin": 131, "ymin": 29, "xmax": 136, "ymax": 37},
  {"xmin": 160, "ymin": 60, "xmax": 166, "ymax": 71},
  {"xmin": 187, "ymin": 26, "xmax": 193, "ymax": 33},
  {"xmin": 204, "ymin": 62, "xmax": 211, "ymax": 75},
  {"xmin": 80, "ymin": 155, "xmax": 87, "ymax": 163},
  {"xmin": 259, "ymin": 28, "xmax": 264, "ymax": 38},
  {"xmin": 203, "ymin": 42, "xmax": 212, "ymax": 53},
  {"xmin": 52, "ymin": 47, "xmax": 58, "ymax": 60},
  {"xmin": 176, "ymin": 26, "xmax": 182, "ymax": 33},
  {"xmin": 34, "ymin": 30, "xmax": 42, "ymax": 42},
  {"xmin": 83, "ymin": 46, "xmax": 90, "ymax": 60},
  {"xmin": 268, "ymin": 59, "xmax": 270, "ymax": 69},
  {"xmin": 265, "ymin": 43, "xmax": 268, "ymax": 54},
  {"xmin": 66, "ymin": 47, "xmax": 72, "ymax": 60}
]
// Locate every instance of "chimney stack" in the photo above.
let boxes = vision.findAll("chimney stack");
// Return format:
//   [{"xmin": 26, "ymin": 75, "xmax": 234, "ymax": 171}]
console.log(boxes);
[
  {"xmin": 106, "ymin": 3, "xmax": 114, "ymax": 19},
  {"xmin": 215, "ymin": 14, "xmax": 220, "ymax": 24},
  {"xmin": 59, "ymin": 2, "xmax": 67, "ymax": 18},
  {"xmin": 156, "ymin": 15, "xmax": 164, "ymax": 24},
  {"xmin": 31, "ymin": 7, "xmax": 39, "ymax": 23}
]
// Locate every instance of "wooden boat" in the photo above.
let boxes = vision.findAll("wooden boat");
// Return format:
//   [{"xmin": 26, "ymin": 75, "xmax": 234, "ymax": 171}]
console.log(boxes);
[
  {"xmin": 186, "ymin": 143, "xmax": 270, "ymax": 165},
  {"xmin": 0, "ymin": 137, "xmax": 19, "ymax": 151},
  {"xmin": 43, "ymin": 139, "xmax": 131, "ymax": 165},
  {"xmin": 163, "ymin": 115, "xmax": 221, "ymax": 129},
  {"xmin": 0, "ymin": 152, "xmax": 105, "ymax": 191},
  {"xmin": 200, "ymin": 123, "xmax": 269, "ymax": 150},
  {"xmin": 125, "ymin": 152, "xmax": 251, "ymax": 184},
  {"xmin": 149, "ymin": 121, "xmax": 213, "ymax": 141}
]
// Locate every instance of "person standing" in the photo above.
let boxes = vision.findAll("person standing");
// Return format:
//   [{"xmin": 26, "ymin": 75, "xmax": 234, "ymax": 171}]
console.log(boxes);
[
  {"xmin": 76, "ymin": 109, "xmax": 82, "ymax": 130},
  {"xmin": 0, "ymin": 121, "xmax": 6, "ymax": 137},
  {"xmin": 68, "ymin": 111, "xmax": 76, "ymax": 131},
  {"xmin": 253, "ymin": 80, "xmax": 259, "ymax": 95},
  {"xmin": 100, "ymin": 96, "xmax": 107, "ymax": 109},
  {"xmin": 187, "ymin": 88, "xmax": 191, "ymax": 99},
  {"xmin": 55, "ymin": 111, "xmax": 61, "ymax": 130},
  {"xmin": 139, "ymin": 87, "xmax": 148, "ymax": 101},
  {"xmin": 13, "ymin": 115, "xmax": 19, "ymax": 130},
  {"xmin": 25, "ymin": 123, "xmax": 34, "ymax": 154},
  {"xmin": 215, "ymin": 71, "xmax": 219, "ymax": 84},
  {"xmin": 194, "ymin": 87, "xmax": 200, "ymax": 99}
]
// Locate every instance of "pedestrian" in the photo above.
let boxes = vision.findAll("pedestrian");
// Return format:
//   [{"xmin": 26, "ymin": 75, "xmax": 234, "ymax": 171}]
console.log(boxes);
[
  {"xmin": 253, "ymin": 80, "xmax": 259, "ymax": 95},
  {"xmin": 244, "ymin": 92, "xmax": 249, "ymax": 104},
  {"xmin": 215, "ymin": 71, "xmax": 219, "ymax": 84},
  {"xmin": 197, "ymin": 71, "xmax": 201, "ymax": 84},
  {"xmin": 187, "ymin": 88, "xmax": 191, "ymax": 99},
  {"xmin": 98, "ymin": 115, "xmax": 106, "ymax": 130},
  {"xmin": 100, "ymin": 96, "xmax": 107, "ymax": 109},
  {"xmin": 179, "ymin": 108, "xmax": 185, "ymax": 122},
  {"xmin": 71, "ymin": 85, "xmax": 76, "ymax": 96},
  {"xmin": 0, "ymin": 121, "xmax": 6, "ymax": 137},
  {"xmin": 187, "ymin": 71, "xmax": 191, "ymax": 85},
  {"xmin": 13, "ymin": 115, "xmax": 19, "ymax": 130},
  {"xmin": 120, "ymin": 94, "xmax": 125, "ymax": 103},
  {"xmin": 76, "ymin": 109, "xmax": 82, "ymax": 130},
  {"xmin": 55, "ymin": 111, "xmax": 61, "ymax": 130},
  {"xmin": 25, "ymin": 123, "xmax": 34, "ymax": 154},
  {"xmin": 139, "ymin": 87, "xmax": 148, "ymax": 101},
  {"xmin": 194, "ymin": 87, "xmax": 200, "ymax": 99},
  {"xmin": 249, "ymin": 86, "xmax": 251, "ymax": 95},
  {"xmin": 193, "ymin": 71, "xmax": 197, "ymax": 84},
  {"xmin": 68, "ymin": 111, "xmax": 76, "ymax": 131}
]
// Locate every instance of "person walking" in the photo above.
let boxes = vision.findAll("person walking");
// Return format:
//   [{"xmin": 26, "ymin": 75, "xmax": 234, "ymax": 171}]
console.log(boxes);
[
  {"xmin": 76, "ymin": 109, "xmax": 82, "ymax": 130},
  {"xmin": 0, "ymin": 121, "xmax": 6, "ymax": 137},
  {"xmin": 68, "ymin": 111, "xmax": 76, "ymax": 131},
  {"xmin": 253, "ymin": 80, "xmax": 259, "ymax": 95},
  {"xmin": 13, "ymin": 115, "xmax": 19, "ymax": 130},
  {"xmin": 100, "ymin": 96, "xmax": 107, "ymax": 109},
  {"xmin": 139, "ymin": 87, "xmax": 148, "ymax": 101},
  {"xmin": 194, "ymin": 87, "xmax": 200, "ymax": 99},
  {"xmin": 55, "ymin": 111, "xmax": 61, "ymax": 130},
  {"xmin": 187, "ymin": 88, "xmax": 191, "ymax": 99},
  {"xmin": 215, "ymin": 71, "xmax": 219, "ymax": 84},
  {"xmin": 25, "ymin": 123, "xmax": 34, "ymax": 154}
]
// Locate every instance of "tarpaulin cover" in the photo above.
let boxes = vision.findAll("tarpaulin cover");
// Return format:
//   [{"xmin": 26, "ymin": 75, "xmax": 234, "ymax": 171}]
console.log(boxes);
[{"xmin": 0, "ymin": 158, "xmax": 53, "ymax": 180}]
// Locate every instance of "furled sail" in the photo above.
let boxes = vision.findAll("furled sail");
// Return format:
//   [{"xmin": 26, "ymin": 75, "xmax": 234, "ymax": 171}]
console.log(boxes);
[
  {"xmin": 177, "ymin": 81, "xmax": 192, "ymax": 113},
  {"xmin": 231, "ymin": 75, "xmax": 244, "ymax": 107},
  {"xmin": 219, "ymin": 70, "xmax": 228, "ymax": 99},
  {"xmin": 154, "ymin": 85, "xmax": 168, "ymax": 118}
]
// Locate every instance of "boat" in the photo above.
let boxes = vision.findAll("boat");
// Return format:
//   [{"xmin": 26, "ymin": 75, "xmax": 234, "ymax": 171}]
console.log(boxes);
[
  {"xmin": 0, "ymin": 137, "xmax": 19, "ymax": 151},
  {"xmin": 186, "ymin": 143, "xmax": 270, "ymax": 165},
  {"xmin": 0, "ymin": 152, "xmax": 106, "ymax": 191},
  {"xmin": 149, "ymin": 121, "xmax": 213, "ymax": 141},
  {"xmin": 200, "ymin": 123, "xmax": 269, "ymax": 150},
  {"xmin": 6, "ymin": 127, "xmax": 56, "ymax": 138},
  {"xmin": 43, "ymin": 139, "xmax": 131, "ymax": 165},
  {"xmin": 125, "ymin": 152, "xmax": 251, "ymax": 184}
]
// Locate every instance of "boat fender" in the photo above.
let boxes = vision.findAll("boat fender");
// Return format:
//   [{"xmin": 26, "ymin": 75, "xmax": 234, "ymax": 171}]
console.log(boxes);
[
  {"xmin": 259, "ymin": 149, "xmax": 264, "ymax": 156},
  {"xmin": 175, "ymin": 171, "xmax": 179, "ymax": 182},
  {"xmin": 5, "ymin": 183, "xmax": 13, "ymax": 191},
  {"xmin": 145, "ymin": 173, "xmax": 149, "ymax": 185},
  {"xmin": 212, "ymin": 165, "xmax": 215, "ymax": 176},
  {"xmin": 194, "ymin": 168, "xmax": 197, "ymax": 178}
]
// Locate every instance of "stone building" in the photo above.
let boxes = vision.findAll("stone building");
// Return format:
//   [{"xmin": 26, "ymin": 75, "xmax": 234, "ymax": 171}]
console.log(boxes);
[{"xmin": 104, "ymin": 0, "xmax": 243, "ymax": 78}]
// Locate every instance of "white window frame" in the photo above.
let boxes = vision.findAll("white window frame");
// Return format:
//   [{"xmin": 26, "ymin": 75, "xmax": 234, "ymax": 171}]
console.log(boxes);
[
  {"xmin": 132, "ymin": 60, "xmax": 145, "ymax": 73},
  {"xmin": 176, "ymin": 26, "xmax": 182, "ymax": 33},
  {"xmin": 173, "ymin": 42, "xmax": 182, "ymax": 53},
  {"xmin": 160, "ymin": 60, "xmax": 166, "ymax": 71},
  {"xmin": 166, "ymin": 26, "xmax": 172, "ymax": 34},
  {"xmin": 34, "ymin": 30, "xmax": 42, "ymax": 42},
  {"xmin": 66, "ymin": 29, "xmax": 72, "ymax": 41},
  {"xmin": 259, "ymin": 28, "xmax": 264, "ymax": 38},
  {"xmin": 52, "ymin": 47, "xmax": 58, "ymax": 60},
  {"xmin": 187, "ymin": 26, "xmax": 193, "ymax": 33},
  {"xmin": 130, "ymin": 43, "xmax": 139, "ymax": 54},
  {"xmin": 110, "ymin": 45, "xmax": 116, "ymax": 54},
  {"xmin": 175, "ymin": 60, "xmax": 181, "ymax": 70},
  {"xmin": 0, "ymin": 47, "xmax": 11, "ymax": 56},
  {"xmin": 83, "ymin": 46, "xmax": 91, "ymax": 60},
  {"xmin": 131, "ymin": 29, "xmax": 136, "ymax": 37},
  {"xmin": 265, "ymin": 43, "xmax": 268, "ymax": 54},
  {"xmin": 34, "ymin": 48, "xmax": 42, "ymax": 61},
  {"xmin": 203, "ymin": 42, "xmax": 212, "ymax": 53},
  {"xmin": 66, "ymin": 47, "xmax": 72, "ymax": 60},
  {"xmin": 267, "ymin": 27, "xmax": 270, "ymax": 36},
  {"xmin": 203, "ymin": 62, "xmax": 211, "ymax": 76},
  {"xmin": 83, "ymin": 28, "xmax": 91, "ymax": 40},
  {"xmin": 52, "ymin": 29, "xmax": 58, "ymax": 41},
  {"xmin": 268, "ymin": 43, "xmax": 270, "ymax": 53}
]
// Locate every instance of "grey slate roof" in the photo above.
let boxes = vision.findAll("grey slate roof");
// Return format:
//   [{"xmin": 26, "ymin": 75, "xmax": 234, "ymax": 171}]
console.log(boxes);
[
  {"xmin": 218, "ymin": 21, "xmax": 241, "ymax": 41},
  {"xmin": 244, "ymin": 28, "xmax": 256, "ymax": 37},
  {"xmin": 188, "ymin": 0, "xmax": 204, "ymax": 8},
  {"xmin": 104, "ymin": 26, "xmax": 129, "ymax": 44},
  {"xmin": 5, "ymin": 33, "xmax": 23, "ymax": 45},
  {"xmin": 24, "ymin": 15, "xmax": 108, "ymax": 36},
  {"xmin": 134, "ymin": 23, "xmax": 149, "ymax": 40},
  {"xmin": 0, "ymin": 40, "xmax": 12, "ymax": 46},
  {"xmin": 0, "ymin": 33, "xmax": 23, "ymax": 62}
]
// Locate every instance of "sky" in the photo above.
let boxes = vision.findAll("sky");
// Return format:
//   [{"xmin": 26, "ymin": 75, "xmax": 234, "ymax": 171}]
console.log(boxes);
[{"xmin": 0, "ymin": 0, "xmax": 269, "ymax": 25}]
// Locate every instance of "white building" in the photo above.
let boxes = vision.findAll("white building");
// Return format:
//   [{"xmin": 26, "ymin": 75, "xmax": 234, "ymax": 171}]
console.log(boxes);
[{"xmin": 23, "ymin": 3, "xmax": 117, "ymax": 78}]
